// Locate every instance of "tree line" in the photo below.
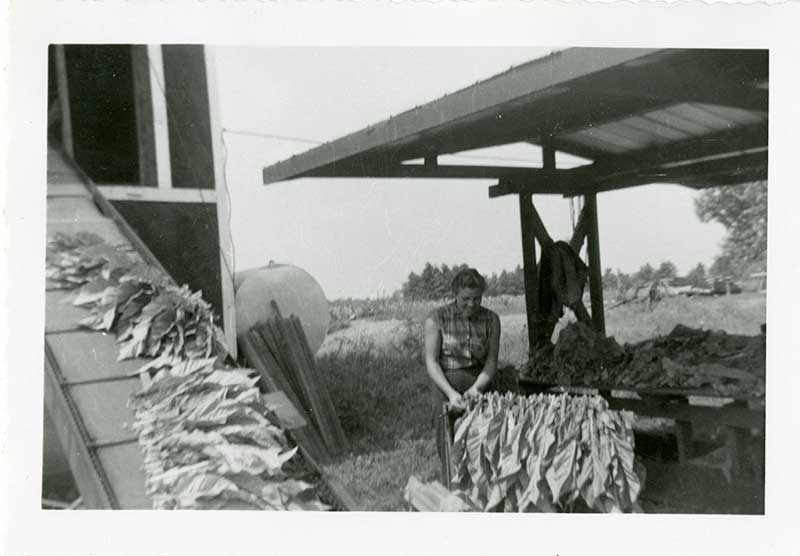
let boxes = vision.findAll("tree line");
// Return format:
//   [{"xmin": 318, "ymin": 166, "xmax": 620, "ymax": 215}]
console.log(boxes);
[
  {"xmin": 401, "ymin": 180, "xmax": 766, "ymax": 301},
  {"xmin": 400, "ymin": 260, "xmax": 714, "ymax": 301}
]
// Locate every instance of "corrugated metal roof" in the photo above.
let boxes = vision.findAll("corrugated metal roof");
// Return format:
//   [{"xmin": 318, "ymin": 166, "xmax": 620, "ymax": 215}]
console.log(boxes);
[{"xmin": 558, "ymin": 102, "xmax": 768, "ymax": 156}]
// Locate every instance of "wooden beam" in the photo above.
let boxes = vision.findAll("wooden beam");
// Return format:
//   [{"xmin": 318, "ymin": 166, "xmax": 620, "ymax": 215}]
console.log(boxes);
[
  {"xmin": 204, "ymin": 45, "xmax": 238, "ymax": 359},
  {"xmin": 306, "ymin": 162, "xmax": 551, "ymax": 181},
  {"xmin": 130, "ymin": 46, "xmax": 158, "ymax": 187},
  {"xmin": 584, "ymin": 194, "xmax": 605, "ymax": 334},
  {"xmin": 53, "ymin": 45, "xmax": 74, "ymax": 157},
  {"xmin": 564, "ymin": 149, "xmax": 768, "ymax": 197},
  {"xmin": 146, "ymin": 45, "xmax": 173, "ymax": 189},
  {"xmin": 569, "ymin": 205, "xmax": 590, "ymax": 253},
  {"xmin": 528, "ymin": 202, "xmax": 554, "ymax": 250},
  {"xmin": 589, "ymin": 124, "xmax": 767, "ymax": 182},
  {"xmin": 44, "ymin": 343, "xmax": 116, "ymax": 508},
  {"xmin": 518, "ymin": 193, "xmax": 539, "ymax": 354}
]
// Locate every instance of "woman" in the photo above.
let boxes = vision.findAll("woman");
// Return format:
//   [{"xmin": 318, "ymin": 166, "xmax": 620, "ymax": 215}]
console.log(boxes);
[{"xmin": 424, "ymin": 268, "xmax": 501, "ymax": 471}]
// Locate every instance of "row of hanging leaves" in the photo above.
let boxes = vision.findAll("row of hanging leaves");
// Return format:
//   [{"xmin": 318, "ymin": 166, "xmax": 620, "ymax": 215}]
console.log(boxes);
[
  {"xmin": 450, "ymin": 392, "xmax": 645, "ymax": 513},
  {"xmin": 46, "ymin": 232, "xmax": 330, "ymax": 510}
]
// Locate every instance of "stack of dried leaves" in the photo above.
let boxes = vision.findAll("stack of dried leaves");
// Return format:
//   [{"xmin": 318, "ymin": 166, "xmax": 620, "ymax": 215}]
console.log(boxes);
[
  {"xmin": 520, "ymin": 322, "xmax": 765, "ymax": 397},
  {"xmin": 47, "ymin": 233, "xmax": 330, "ymax": 510},
  {"xmin": 614, "ymin": 325, "xmax": 765, "ymax": 396},
  {"xmin": 129, "ymin": 357, "xmax": 329, "ymax": 510},
  {"xmin": 451, "ymin": 392, "xmax": 644, "ymax": 513},
  {"xmin": 525, "ymin": 322, "xmax": 625, "ymax": 386},
  {"xmin": 46, "ymin": 232, "xmax": 141, "ymax": 288}
]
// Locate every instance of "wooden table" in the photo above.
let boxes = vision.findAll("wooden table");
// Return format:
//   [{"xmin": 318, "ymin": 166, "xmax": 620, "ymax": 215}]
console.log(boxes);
[{"xmin": 518, "ymin": 377, "xmax": 764, "ymax": 479}]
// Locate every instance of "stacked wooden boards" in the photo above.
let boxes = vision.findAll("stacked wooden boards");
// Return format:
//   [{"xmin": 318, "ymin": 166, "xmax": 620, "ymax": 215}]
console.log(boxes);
[{"xmin": 239, "ymin": 301, "xmax": 348, "ymax": 464}]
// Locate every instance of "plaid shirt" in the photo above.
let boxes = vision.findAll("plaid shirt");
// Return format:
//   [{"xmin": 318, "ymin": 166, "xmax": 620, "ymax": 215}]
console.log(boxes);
[{"xmin": 431, "ymin": 302, "xmax": 495, "ymax": 372}]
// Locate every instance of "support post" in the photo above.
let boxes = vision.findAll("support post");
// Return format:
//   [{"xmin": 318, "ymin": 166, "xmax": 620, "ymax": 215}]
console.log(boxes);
[
  {"xmin": 584, "ymin": 193, "xmax": 606, "ymax": 335},
  {"xmin": 518, "ymin": 192, "xmax": 539, "ymax": 354},
  {"xmin": 53, "ymin": 45, "xmax": 74, "ymax": 157}
]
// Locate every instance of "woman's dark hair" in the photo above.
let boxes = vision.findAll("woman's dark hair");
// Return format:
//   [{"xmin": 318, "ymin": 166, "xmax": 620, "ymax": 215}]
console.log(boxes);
[{"xmin": 451, "ymin": 268, "xmax": 487, "ymax": 294}]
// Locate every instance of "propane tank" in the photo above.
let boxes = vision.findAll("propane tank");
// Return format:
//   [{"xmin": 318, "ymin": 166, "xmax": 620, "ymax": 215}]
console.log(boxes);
[{"xmin": 234, "ymin": 262, "xmax": 330, "ymax": 354}]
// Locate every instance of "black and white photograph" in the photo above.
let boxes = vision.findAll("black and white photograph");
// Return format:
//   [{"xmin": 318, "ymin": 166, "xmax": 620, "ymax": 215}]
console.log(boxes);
[
  {"xmin": 5, "ymin": 3, "xmax": 800, "ymax": 556},
  {"xmin": 41, "ymin": 44, "xmax": 768, "ymax": 513}
]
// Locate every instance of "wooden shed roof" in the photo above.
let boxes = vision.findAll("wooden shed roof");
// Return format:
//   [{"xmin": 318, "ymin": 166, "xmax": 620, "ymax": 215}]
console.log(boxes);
[{"xmin": 262, "ymin": 48, "xmax": 767, "ymax": 197}]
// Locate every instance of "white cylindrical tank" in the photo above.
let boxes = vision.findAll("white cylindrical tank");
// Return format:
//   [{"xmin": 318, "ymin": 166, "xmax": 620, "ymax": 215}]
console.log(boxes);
[{"xmin": 234, "ymin": 262, "xmax": 330, "ymax": 354}]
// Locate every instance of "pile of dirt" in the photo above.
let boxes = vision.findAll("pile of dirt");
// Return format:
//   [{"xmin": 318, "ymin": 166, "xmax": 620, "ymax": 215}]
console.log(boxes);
[{"xmin": 521, "ymin": 323, "xmax": 765, "ymax": 398}]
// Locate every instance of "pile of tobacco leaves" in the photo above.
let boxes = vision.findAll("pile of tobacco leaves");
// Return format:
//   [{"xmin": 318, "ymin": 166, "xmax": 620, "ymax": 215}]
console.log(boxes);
[
  {"xmin": 47, "ymin": 232, "xmax": 331, "ymax": 510},
  {"xmin": 450, "ymin": 392, "xmax": 644, "ymax": 513},
  {"xmin": 520, "ymin": 322, "xmax": 765, "ymax": 398}
]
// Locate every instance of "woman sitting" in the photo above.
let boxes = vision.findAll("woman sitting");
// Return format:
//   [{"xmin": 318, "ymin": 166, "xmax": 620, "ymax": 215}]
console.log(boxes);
[{"xmin": 423, "ymin": 268, "xmax": 501, "ymax": 473}]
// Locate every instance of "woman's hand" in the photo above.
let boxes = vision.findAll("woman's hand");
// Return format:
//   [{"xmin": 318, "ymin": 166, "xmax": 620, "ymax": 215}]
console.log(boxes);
[
  {"xmin": 463, "ymin": 385, "xmax": 481, "ymax": 400},
  {"xmin": 447, "ymin": 391, "xmax": 466, "ymax": 412}
]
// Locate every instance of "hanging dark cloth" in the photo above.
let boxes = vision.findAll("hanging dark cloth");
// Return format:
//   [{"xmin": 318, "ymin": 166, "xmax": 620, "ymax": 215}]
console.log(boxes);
[{"xmin": 538, "ymin": 241, "xmax": 590, "ymax": 322}]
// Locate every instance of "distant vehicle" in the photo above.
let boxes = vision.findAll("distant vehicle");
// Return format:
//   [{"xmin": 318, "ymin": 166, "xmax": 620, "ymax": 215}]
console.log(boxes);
[{"xmin": 711, "ymin": 279, "xmax": 742, "ymax": 295}]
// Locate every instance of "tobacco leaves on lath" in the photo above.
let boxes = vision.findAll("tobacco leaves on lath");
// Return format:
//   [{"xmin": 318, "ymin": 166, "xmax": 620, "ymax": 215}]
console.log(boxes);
[
  {"xmin": 46, "ymin": 232, "xmax": 330, "ymax": 510},
  {"xmin": 450, "ymin": 392, "xmax": 645, "ymax": 513}
]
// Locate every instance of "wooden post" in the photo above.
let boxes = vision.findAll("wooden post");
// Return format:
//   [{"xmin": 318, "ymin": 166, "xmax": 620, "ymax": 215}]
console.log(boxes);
[
  {"xmin": 518, "ymin": 193, "xmax": 539, "ymax": 354},
  {"xmin": 130, "ymin": 46, "xmax": 159, "ymax": 187},
  {"xmin": 584, "ymin": 193, "xmax": 606, "ymax": 335},
  {"xmin": 53, "ymin": 45, "xmax": 74, "ymax": 157}
]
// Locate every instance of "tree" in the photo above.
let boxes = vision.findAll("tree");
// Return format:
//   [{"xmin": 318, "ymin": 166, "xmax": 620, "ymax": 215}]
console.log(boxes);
[
  {"xmin": 603, "ymin": 268, "xmax": 618, "ymax": 291},
  {"xmin": 687, "ymin": 263, "xmax": 706, "ymax": 286},
  {"xmin": 635, "ymin": 263, "xmax": 655, "ymax": 283},
  {"xmin": 710, "ymin": 255, "xmax": 737, "ymax": 280},
  {"xmin": 695, "ymin": 181, "xmax": 767, "ymax": 279},
  {"xmin": 654, "ymin": 260, "xmax": 678, "ymax": 280},
  {"xmin": 686, "ymin": 263, "xmax": 708, "ymax": 287}
]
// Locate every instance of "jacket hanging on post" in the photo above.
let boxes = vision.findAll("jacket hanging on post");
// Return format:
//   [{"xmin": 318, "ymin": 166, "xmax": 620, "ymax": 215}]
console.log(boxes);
[{"xmin": 538, "ymin": 241, "xmax": 590, "ymax": 322}]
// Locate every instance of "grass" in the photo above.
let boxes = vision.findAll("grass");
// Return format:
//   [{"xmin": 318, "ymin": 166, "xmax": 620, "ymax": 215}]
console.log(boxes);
[
  {"xmin": 315, "ymin": 292, "xmax": 766, "ymax": 511},
  {"xmin": 315, "ymin": 329, "xmax": 440, "ymax": 510}
]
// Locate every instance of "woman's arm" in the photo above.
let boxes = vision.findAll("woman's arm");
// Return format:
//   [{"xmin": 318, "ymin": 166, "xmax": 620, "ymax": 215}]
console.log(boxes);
[
  {"xmin": 424, "ymin": 315, "xmax": 464, "ymax": 408},
  {"xmin": 465, "ymin": 312, "xmax": 501, "ymax": 397}
]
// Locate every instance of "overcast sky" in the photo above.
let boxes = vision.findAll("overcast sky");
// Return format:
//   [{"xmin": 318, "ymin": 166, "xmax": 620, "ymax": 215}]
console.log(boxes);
[{"xmin": 213, "ymin": 46, "xmax": 727, "ymax": 300}]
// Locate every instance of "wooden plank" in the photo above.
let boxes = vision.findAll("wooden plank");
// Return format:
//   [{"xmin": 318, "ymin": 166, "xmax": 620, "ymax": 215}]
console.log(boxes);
[
  {"xmin": 47, "ymin": 217, "xmax": 132, "ymax": 247},
  {"xmin": 291, "ymin": 317, "xmax": 348, "ymax": 451},
  {"xmin": 95, "ymin": 443, "xmax": 150, "ymax": 509},
  {"xmin": 518, "ymin": 377, "xmax": 765, "ymax": 403},
  {"xmin": 527, "ymin": 200, "xmax": 554, "ymax": 250},
  {"xmin": 46, "ymin": 331, "xmax": 153, "ymax": 383},
  {"xmin": 241, "ymin": 332, "xmax": 330, "ymax": 463},
  {"xmin": 256, "ymin": 324, "xmax": 308, "ymax": 410},
  {"xmin": 68, "ymin": 380, "xmax": 141, "ymax": 444},
  {"xmin": 272, "ymin": 311, "xmax": 344, "ymax": 456},
  {"xmin": 584, "ymin": 193, "xmax": 605, "ymax": 334},
  {"xmin": 263, "ymin": 391, "xmax": 307, "ymax": 431},
  {"xmin": 130, "ymin": 45, "xmax": 158, "ymax": 187},
  {"xmin": 518, "ymin": 193, "xmax": 539, "ymax": 354},
  {"xmin": 47, "ymin": 197, "xmax": 104, "ymax": 223},
  {"xmin": 44, "ymin": 345, "xmax": 116, "ymax": 508},
  {"xmin": 162, "ymin": 45, "xmax": 215, "ymax": 190},
  {"xmin": 45, "ymin": 290, "xmax": 90, "ymax": 333},
  {"xmin": 53, "ymin": 45, "xmax": 74, "ymax": 157},
  {"xmin": 569, "ymin": 205, "xmax": 590, "ymax": 253},
  {"xmin": 145, "ymin": 45, "xmax": 173, "ymax": 189},
  {"xmin": 607, "ymin": 398, "xmax": 764, "ymax": 429},
  {"xmin": 203, "ymin": 45, "xmax": 238, "ymax": 359}
]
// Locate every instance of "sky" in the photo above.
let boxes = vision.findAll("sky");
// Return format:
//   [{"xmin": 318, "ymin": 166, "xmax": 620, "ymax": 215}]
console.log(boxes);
[{"xmin": 212, "ymin": 47, "xmax": 727, "ymax": 300}]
